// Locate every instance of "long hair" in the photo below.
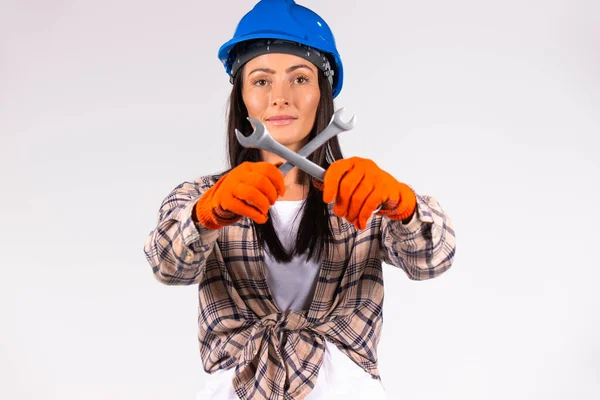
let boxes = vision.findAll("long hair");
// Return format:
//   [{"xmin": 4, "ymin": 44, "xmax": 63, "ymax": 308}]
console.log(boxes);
[{"xmin": 222, "ymin": 67, "xmax": 344, "ymax": 263}]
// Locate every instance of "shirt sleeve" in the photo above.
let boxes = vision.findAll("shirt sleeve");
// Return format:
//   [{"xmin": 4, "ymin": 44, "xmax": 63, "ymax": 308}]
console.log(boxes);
[
  {"xmin": 143, "ymin": 177, "xmax": 220, "ymax": 285},
  {"xmin": 379, "ymin": 193, "xmax": 456, "ymax": 280}
]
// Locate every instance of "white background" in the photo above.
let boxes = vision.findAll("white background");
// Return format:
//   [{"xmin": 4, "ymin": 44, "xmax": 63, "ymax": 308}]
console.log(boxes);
[{"xmin": 2, "ymin": 0, "xmax": 599, "ymax": 399}]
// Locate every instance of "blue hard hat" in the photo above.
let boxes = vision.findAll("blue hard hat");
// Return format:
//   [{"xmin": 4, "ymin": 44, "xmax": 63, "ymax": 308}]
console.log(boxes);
[{"xmin": 218, "ymin": 0, "xmax": 344, "ymax": 98}]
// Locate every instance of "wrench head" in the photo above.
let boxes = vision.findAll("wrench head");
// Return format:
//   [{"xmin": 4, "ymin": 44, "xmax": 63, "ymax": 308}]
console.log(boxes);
[
  {"xmin": 235, "ymin": 117, "xmax": 267, "ymax": 148},
  {"xmin": 331, "ymin": 107, "xmax": 357, "ymax": 131}
]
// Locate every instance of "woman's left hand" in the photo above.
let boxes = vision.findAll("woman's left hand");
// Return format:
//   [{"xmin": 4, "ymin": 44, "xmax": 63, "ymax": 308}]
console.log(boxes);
[{"xmin": 322, "ymin": 157, "xmax": 417, "ymax": 230}]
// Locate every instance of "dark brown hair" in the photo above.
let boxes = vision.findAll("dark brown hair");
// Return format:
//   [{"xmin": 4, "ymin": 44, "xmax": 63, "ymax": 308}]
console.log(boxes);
[{"xmin": 220, "ymin": 67, "xmax": 344, "ymax": 263}]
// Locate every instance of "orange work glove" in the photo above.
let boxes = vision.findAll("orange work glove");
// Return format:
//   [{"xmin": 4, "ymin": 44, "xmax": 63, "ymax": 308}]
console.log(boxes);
[
  {"xmin": 194, "ymin": 161, "xmax": 286, "ymax": 230},
  {"xmin": 322, "ymin": 157, "xmax": 417, "ymax": 230}
]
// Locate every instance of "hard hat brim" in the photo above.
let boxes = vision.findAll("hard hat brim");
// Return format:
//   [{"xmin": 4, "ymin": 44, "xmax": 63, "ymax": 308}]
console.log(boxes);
[{"xmin": 218, "ymin": 32, "xmax": 343, "ymax": 98}]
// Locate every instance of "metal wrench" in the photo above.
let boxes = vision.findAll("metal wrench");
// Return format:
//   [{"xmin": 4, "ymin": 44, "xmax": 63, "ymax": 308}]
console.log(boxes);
[
  {"xmin": 235, "ymin": 118, "xmax": 328, "ymax": 181},
  {"xmin": 235, "ymin": 114, "xmax": 383, "ymax": 214},
  {"xmin": 278, "ymin": 108, "xmax": 356, "ymax": 175}
]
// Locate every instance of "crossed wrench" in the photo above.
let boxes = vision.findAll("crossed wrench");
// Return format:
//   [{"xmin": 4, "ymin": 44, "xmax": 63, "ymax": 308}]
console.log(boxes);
[
  {"xmin": 235, "ymin": 108, "xmax": 383, "ymax": 213},
  {"xmin": 235, "ymin": 108, "xmax": 354, "ymax": 181}
]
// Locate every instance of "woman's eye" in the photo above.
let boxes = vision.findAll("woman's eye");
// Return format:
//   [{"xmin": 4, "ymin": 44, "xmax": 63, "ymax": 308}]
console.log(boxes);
[
  {"xmin": 295, "ymin": 76, "xmax": 308, "ymax": 84},
  {"xmin": 254, "ymin": 79, "xmax": 268, "ymax": 86}
]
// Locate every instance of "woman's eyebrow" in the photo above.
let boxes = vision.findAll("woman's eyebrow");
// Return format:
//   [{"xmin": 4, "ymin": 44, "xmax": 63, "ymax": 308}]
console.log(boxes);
[
  {"xmin": 248, "ymin": 67, "xmax": 276, "ymax": 76},
  {"xmin": 286, "ymin": 64, "xmax": 314, "ymax": 73},
  {"xmin": 248, "ymin": 64, "xmax": 315, "ymax": 76}
]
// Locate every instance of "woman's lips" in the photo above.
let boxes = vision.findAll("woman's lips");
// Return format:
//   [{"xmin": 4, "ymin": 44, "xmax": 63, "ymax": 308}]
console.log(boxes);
[{"xmin": 266, "ymin": 116, "xmax": 297, "ymax": 126}]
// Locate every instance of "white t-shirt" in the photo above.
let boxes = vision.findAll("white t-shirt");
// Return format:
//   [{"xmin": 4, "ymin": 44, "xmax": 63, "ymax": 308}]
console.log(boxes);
[{"xmin": 197, "ymin": 200, "xmax": 387, "ymax": 399}]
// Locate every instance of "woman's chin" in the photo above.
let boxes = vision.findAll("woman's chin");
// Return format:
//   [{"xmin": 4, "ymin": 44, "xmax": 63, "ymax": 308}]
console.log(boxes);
[{"xmin": 270, "ymin": 130, "xmax": 308, "ymax": 147}]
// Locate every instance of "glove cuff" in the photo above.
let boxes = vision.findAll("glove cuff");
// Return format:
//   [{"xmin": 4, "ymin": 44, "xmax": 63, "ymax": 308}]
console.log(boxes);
[
  {"xmin": 194, "ymin": 179, "xmax": 242, "ymax": 230},
  {"xmin": 377, "ymin": 182, "xmax": 417, "ymax": 221}
]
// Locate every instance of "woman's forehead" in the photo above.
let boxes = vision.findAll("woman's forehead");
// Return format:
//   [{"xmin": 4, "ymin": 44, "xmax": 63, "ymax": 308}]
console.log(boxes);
[{"xmin": 244, "ymin": 53, "xmax": 317, "ymax": 72}]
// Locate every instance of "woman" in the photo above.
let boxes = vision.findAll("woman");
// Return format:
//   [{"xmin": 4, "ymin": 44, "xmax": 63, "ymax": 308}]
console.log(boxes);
[{"xmin": 144, "ymin": 0, "xmax": 456, "ymax": 399}]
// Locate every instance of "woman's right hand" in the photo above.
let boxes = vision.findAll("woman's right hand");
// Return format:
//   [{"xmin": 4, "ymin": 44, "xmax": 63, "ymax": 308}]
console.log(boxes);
[{"xmin": 194, "ymin": 161, "xmax": 286, "ymax": 229}]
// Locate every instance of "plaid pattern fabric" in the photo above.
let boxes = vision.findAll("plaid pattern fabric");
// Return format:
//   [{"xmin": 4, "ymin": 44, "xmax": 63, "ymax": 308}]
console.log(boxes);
[{"xmin": 144, "ymin": 175, "xmax": 456, "ymax": 399}]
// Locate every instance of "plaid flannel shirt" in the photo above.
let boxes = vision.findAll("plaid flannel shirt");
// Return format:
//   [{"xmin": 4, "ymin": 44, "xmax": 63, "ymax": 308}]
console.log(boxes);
[{"xmin": 144, "ymin": 174, "xmax": 456, "ymax": 399}]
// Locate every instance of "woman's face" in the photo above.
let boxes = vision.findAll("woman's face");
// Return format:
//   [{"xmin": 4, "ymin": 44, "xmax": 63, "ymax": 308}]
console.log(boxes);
[{"xmin": 241, "ymin": 53, "xmax": 321, "ymax": 152}]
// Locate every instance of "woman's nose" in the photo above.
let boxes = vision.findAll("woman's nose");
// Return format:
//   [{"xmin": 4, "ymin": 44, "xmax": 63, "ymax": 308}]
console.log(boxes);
[
  {"xmin": 270, "ymin": 81, "xmax": 291, "ymax": 107},
  {"xmin": 273, "ymin": 97, "xmax": 289, "ymax": 107}
]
